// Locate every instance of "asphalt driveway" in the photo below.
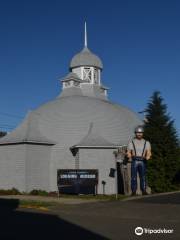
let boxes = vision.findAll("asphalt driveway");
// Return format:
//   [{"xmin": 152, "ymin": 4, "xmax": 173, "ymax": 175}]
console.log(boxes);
[
  {"xmin": 50, "ymin": 192, "xmax": 180, "ymax": 239},
  {"xmin": 0, "ymin": 192, "xmax": 180, "ymax": 239}
]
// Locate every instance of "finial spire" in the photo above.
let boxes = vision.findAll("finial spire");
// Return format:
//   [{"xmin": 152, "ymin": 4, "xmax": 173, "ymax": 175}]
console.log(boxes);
[{"xmin": 84, "ymin": 21, "xmax": 87, "ymax": 47}]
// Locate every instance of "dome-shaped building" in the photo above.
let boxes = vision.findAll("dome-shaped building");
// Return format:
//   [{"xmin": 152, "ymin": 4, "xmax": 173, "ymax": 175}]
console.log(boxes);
[{"xmin": 0, "ymin": 24, "xmax": 141, "ymax": 194}]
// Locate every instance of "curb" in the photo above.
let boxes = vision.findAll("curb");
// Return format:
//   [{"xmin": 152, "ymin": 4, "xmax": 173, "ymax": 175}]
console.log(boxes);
[{"xmin": 122, "ymin": 190, "xmax": 180, "ymax": 201}]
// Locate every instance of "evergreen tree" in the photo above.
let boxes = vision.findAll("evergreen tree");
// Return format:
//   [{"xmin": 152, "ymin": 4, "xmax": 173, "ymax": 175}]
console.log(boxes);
[{"xmin": 143, "ymin": 91, "xmax": 180, "ymax": 192}]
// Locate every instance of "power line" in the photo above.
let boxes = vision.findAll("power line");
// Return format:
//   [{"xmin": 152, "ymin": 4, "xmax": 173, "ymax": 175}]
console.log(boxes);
[
  {"xmin": 0, "ymin": 112, "xmax": 23, "ymax": 119},
  {"xmin": 0, "ymin": 127, "xmax": 14, "ymax": 130},
  {"xmin": 0, "ymin": 124, "xmax": 16, "ymax": 127},
  {"xmin": 0, "ymin": 123, "xmax": 16, "ymax": 131}
]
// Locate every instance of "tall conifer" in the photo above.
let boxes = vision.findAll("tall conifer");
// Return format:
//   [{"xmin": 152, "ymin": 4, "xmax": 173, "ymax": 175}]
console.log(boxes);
[{"xmin": 144, "ymin": 91, "xmax": 180, "ymax": 192}]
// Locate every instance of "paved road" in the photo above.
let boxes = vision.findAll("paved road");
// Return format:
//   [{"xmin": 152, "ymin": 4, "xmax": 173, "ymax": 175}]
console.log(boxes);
[
  {"xmin": 0, "ymin": 192, "xmax": 180, "ymax": 239},
  {"xmin": 50, "ymin": 192, "xmax": 180, "ymax": 240}
]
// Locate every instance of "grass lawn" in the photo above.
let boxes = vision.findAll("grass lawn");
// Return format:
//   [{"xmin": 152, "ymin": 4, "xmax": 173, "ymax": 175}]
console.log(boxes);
[
  {"xmin": 19, "ymin": 200, "xmax": 56, "ymax": 211},
  {"xmin": 17, "ymin": 194, "xmax": 128, "ymax": 211},
  {"xmin": 57, "ymin": 194, "xmax": 128, "ymax": 200}
]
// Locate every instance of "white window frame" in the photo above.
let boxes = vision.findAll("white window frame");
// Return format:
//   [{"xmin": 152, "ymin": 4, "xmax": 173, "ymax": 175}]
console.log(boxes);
[
  {"xmin": 93, "ymin": 68, "xmax": 99, "ymax": 84},
  {"xmin": 83, "ymin": 67, "xmax": 92, "ymax": 83}
]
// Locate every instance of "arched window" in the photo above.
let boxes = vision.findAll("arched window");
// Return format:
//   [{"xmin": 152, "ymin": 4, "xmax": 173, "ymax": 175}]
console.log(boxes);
[
  {"xmin": 73, "ymin": 81, "xmax": 80, "ymax": 87},
  {"xmin": 65, "ymin": 81, "xmax": 71, "ymax": 87}
]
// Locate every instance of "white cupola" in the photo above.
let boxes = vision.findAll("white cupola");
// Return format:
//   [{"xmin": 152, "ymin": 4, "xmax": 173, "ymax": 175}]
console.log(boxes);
[
  {"xmin": 60, "ymin": 22, "xmax": 109, "ymax": 99},
  {"xmin": 69, "ymin": 22, "xmax": 103, "ymax": 86}
]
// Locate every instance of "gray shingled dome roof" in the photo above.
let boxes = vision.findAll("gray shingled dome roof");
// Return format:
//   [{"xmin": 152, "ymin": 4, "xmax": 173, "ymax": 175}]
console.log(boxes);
[
  {"xmin": 0, "ymin": 95, "xmax": 141, "ymax": 146},
  {"xmin": 70, "ymin": 47, "xmax": 103, "ymax": 69},
  {"xmin": 0, "ymin": 112, "xmax": 56, "ymax": 145},
  {"xmin": 71, "ymin": 122, "xmax": 118, "ymax": 148}
]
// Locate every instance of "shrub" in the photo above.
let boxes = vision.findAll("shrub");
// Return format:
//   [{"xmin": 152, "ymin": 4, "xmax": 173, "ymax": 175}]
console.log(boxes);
[
  {"xmin": 29, "ymin": 189, "xmax": 49, "ymax": 196},
  {"xmin": 0, "ymin": 188, "xmax": 21, "ymax": 195}
]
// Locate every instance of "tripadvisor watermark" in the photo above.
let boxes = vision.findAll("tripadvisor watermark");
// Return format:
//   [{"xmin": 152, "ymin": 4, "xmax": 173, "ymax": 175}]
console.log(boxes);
[{"xmin": 135, "ymin": 226, "xmax": 174, "ymax": 236}]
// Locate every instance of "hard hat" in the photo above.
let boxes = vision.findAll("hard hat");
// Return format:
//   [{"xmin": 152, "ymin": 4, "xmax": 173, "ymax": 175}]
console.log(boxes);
[{"xmin": 134, "ymin": 125, "xmax": 144, "ymax": 133}]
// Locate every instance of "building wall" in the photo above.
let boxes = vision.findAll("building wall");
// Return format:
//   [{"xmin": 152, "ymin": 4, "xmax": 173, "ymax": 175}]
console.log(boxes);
[
  {"xmin": 79, "ymin": 148, "xmax": 116, "ymax": 195},
  {"xmin": 26, "ymin": 144, "xmax": 52, "ymax": 192},
  {"xmin": 0, "ymin": 145, "xmax": 26, "ymax": 191},
  {"xmin": 49, "ymin": 144, "xmax": 76, "ymax": 191}
]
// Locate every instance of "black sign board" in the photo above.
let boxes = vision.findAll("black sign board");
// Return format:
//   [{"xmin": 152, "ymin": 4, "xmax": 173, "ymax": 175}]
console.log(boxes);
[{"xmin": 57, "ymin": 169, "xmax": 98, "ymax": 194}]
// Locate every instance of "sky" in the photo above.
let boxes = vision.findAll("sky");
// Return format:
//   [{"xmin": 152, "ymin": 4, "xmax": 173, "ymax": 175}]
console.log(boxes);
[{"xmin": 0, "ymin": 0, "xmax": 179, "ymax": 134}]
